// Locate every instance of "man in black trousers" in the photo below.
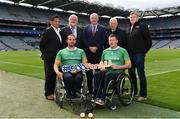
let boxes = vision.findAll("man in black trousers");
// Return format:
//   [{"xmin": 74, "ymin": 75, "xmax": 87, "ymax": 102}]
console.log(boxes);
[
  {"xmin": 83, "ymin": 13, "xmax": 106, "ymax": 93},
  {"xmin": 105, "ymin": 17, "xmax": 127, "ymax": 49},
  {"xmin": 127, "ymin": 11, "xmax": 152, "ymax": 101},
  {"xmin": 40, "ymin": 15, "xmax": 64, "ymax": 100},
  {"xmin": 61, "ymin": 14, "xmax": 83, "ymax": 48}
]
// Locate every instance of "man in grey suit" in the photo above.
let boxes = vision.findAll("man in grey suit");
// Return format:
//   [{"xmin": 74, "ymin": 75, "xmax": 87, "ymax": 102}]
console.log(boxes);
[{"xmin": 83, "ymin": 13, "xmax": 106, "ymax": 93}]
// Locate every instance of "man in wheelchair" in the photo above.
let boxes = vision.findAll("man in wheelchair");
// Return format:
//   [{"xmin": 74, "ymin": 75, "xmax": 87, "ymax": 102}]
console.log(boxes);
[
  {"xmin": 54, "ymin": 34, "xmax": 87, "ymax": 99},
  {"xmin": 93, "ymin": 34, "xmax": 131, "ymax": 105}
]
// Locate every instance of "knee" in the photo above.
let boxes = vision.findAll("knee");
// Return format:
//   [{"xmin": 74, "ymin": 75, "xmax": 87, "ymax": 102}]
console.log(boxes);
[
  {"xmin": 75, "ymin": 73, "xmax": 83, "ymax": 80},
  {"xmin": 63, "ymin": 73, "xmax": 73, "ymax": 80},
  {"xmin": 104, "ymin": 72, "xmax": 114, "ymax": 80}
]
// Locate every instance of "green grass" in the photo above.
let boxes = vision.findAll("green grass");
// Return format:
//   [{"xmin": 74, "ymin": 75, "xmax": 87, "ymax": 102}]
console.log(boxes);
[
  {"xmin": 146, "ymin": 71, "xmax": 180, "ymax": 111},
  {"xmin": 0, "ymin": 50, "xmax": 44, "ymax": 79},
  {"xmin": 0, "ymin": 49, "xmax": 180, "ymax": 112}
]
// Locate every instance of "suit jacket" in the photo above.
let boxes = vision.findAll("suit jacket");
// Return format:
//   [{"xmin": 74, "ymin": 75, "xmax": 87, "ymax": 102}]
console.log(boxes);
[
  {"xmin": 106, "ymin": 27, "xmax": 127, "ymax": 49},
  {"xmin": 127, "ymin": 21, "xmax": 152, "ymax": 54},
  {"xmin": 61, "ymin": 26, "xmax": 83, "ymax": 48},
  {"xmin": 39, "ymin": 27, "xmax": 64, "ymax": 61},
  {"xmin": 83, "ymin": 24, "xmax": 106, "ymax": 63}
]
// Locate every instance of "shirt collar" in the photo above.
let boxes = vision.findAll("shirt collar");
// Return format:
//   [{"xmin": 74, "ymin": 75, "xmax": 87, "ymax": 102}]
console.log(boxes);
[
  {"xmin": 109, "ymin": 46, "xmax": 120, "ymax": 50},
  {"xmin": 70, "ymin": 26, "xmax": 77, "ymax": 30},
  {"xmin": 66, "ymin": 47, "xmax": 77, "ymax": 51},
  {"xmin": 51, "ymin": 25, "xmax": 60, "ymax": 32},
  {"xmin": 91, "ymin": 24, "xmax": 98, "ymax": 28}
]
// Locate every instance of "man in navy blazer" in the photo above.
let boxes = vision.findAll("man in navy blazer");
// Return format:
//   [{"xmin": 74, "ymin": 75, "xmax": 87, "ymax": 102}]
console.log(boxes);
[
  {"xmin": 61, "ymin": 14, "xmax": 83, "ymax": 48},
  {"xmin": 83, "ymin": 13, "xmax": 106, "ymax": 93}
]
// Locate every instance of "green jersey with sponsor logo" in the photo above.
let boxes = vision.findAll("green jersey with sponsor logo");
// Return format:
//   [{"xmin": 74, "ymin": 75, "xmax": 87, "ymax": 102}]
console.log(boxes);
[
  {"xmin": 56, "ymin": 47, "xmax": 87, "ymax": 67},
  {"xmin": 101, "ymin": 46, "xmax": 130, "ymax": 73}
]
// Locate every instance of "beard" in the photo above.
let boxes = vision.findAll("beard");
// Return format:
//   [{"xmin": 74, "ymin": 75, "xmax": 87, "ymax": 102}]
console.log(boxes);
[{"xmin": 68, "ymin": 43, "xmax": 75, "ymax": 47}]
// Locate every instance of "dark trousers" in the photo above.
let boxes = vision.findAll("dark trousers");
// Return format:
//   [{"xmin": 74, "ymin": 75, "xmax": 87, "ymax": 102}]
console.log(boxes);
[
  {"xmin": 86, "ymin": 53, "xmax": 101, "ymax": 93},
  {"xmin": 86, "ymin": 70, "xmax": 93, "ymax": 93},
  {"xmin": 93, "ymin": 71, "xmax": 119, "ymax": 100},
  {"xmin": 128, "ymin": 53, "xmax": 147, "ymax": 97},
  {"xmin": 44, "ymin": 59, "xmax": 56, "ymax": 97},
  {"xmin": 63, "ymin": 72, "xmax": 83, "ymax": 95}
]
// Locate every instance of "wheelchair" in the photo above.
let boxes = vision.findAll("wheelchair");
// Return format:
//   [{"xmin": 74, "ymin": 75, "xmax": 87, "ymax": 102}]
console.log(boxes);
[
  {"xmin": 54, "ymin": 71, "xmax": 94, "ymax": 115},
  {"xmin": 93, "ymin": 72, "xmax": 134, "ymax": 110}
]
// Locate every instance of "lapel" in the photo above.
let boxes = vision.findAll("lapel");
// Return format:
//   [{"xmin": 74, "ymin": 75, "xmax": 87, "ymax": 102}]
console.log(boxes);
[
  {"xmin": 50, "ymin": 27, "xmax": 62, "ymax": 44},
  {"xmin": 51, "ymin": 27, "xmax": 59, "ymax": 39},
  {"xmin": 77, "ymin": 27, "xmax": 82, "ymax": 38},
  {"xmin": 67, "ymin": 26, "xmax": 72, "ymax": 34}
]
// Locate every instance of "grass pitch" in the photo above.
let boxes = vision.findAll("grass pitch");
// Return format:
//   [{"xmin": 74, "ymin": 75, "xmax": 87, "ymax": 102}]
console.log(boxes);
[{"xmin": 0, "ymin": 49, "xmax": 180, "ymax": 112}]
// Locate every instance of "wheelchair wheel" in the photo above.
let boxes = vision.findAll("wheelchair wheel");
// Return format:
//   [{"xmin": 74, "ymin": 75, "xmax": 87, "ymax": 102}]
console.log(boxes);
[
  {"xmin": 105, "ymin": 80, "xmax": 117, "ymax": 110},
  {"xmin": 54, "ymin": 79, "xmax": 65, "ymax": 108},
  {"xmin": 117, "ymin": 73, "xmax": 134, "ymax": 106}
]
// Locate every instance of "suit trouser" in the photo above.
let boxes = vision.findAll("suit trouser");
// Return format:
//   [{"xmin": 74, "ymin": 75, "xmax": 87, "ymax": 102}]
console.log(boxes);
[
  {"xmin": 86, "ymin": 53, "xmax": 101, "ymax": 93},
  {"xmin": 44, "ymin": 59, "xmax": 56, "ymax": 97},
  {"xmin": 63, "ymin": 72, "xmax": 83, "ymax": 95},
  {"xmin": 128, "ymin": 53, "xmax": 147, "ymax": 97}
]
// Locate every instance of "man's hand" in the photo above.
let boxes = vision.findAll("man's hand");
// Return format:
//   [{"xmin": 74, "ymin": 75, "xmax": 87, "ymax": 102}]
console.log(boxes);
[
  {"xmin": 57, "ymin": 72, "xmax": 63, "ymax": 80},
  {"xmin": 100, "ymin": 66, "xmax": 106, "ymax": 71},
  {"xmin": 89, "ymin": 47, "xmax": 97, "ymax": 53},
  {"xmin": 111, "ymin": 64, "xmax": 120, "ymax": 70}
]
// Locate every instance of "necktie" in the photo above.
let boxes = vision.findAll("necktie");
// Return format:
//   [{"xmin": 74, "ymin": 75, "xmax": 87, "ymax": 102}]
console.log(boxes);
[
  {"xmin": 92, "ymin": 25, "xmax": 96, "ymax": 36},
  {"xmin": 71, "ymin": 27, "xmax": 77, "ymax": 38},
  {"xmin": 71, "ymin": 27, "xmax": 74, "ymax": 34}
]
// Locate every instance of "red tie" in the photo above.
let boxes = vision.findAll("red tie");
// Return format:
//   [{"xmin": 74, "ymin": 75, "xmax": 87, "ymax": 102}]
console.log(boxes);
[{"xmin": 92, "ymin": 25, "xmax": 96, "ymax": 36}]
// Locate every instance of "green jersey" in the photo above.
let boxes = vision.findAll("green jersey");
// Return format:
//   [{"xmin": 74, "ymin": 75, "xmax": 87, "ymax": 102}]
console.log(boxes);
[
  {"xmin": 56, "ymin": 47, "xmax": 87, "ymax": 67},
  {"xmin": 101, "ymin": 46, "xmax": 130, "ymax": 73}
]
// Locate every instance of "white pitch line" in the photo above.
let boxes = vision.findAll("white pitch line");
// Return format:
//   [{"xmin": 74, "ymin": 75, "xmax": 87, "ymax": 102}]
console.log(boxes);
[
  {"xmin": 147, "ymin": 69, "xmax": 180, "ymax": 76},
  {"xmin": 0, "ymin": 61, "xmax": 180, "ymax": 76},
  {"xmin": 0, "ymin": 61, "xmax": 43, "ymax": 69}
]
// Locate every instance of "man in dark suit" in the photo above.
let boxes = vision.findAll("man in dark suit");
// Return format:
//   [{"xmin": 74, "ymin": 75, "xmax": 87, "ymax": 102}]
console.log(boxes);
[
  {"xmin": 105, "ymin": 17, "xmax": 127, "ymax": 49},
  {"xmin": 61, "ymin": 14, "xmax": 83, "ymax": 48},
  {"xmin": 127, "ymin": 11, "xmax": 152, "ymax": 101},
  {"xmin": 40, "ymin": 15, "xmax": 64, "ymax": 100},
  {"xmin": 83, "ymin": 13, "xmax": 106, "ymax": 93}
]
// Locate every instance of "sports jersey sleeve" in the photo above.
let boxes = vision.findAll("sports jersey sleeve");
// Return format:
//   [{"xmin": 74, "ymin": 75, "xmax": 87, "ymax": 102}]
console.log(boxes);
[
  {"xmin": 81, "ymin": 50, "xmax": 87, "ymax": 62},
  {"xmin": 123, "ymin": 49, "xmax": 130, "ymax": 61},
  {"xmin": 55, "ymin": 51, "xmax": 62, "ymax": 61}
]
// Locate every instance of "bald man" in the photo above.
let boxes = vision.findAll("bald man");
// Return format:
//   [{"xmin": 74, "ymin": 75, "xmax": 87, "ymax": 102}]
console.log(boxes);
[
  {"xmin": 83, "ymin": 13, "xmax": 106, "ymax": 93},
  {"xmin": 105, "ymin": 17, "xmax": 127, "ymax": 49},
  {"xmin": 61, "ymin": 14, "xmax": 83, "ymax": 48}
]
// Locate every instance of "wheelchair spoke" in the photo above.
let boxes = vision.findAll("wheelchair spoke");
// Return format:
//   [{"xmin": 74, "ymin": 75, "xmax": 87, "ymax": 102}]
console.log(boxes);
[{"xmin": 117, "ymin": 73, "xmax": 134, "ymax": 106}]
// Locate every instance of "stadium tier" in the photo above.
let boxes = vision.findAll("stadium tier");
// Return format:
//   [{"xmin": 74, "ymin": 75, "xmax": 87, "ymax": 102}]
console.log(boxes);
[{"xmin": 0, "ymin": 2, "xmax": 180, "ymax": 50}]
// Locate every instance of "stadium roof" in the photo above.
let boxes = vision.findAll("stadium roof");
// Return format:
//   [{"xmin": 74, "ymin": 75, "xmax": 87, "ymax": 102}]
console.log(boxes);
[{"xmin": 2, "ymin": 0, "xmax": 180, "ymax": 18}]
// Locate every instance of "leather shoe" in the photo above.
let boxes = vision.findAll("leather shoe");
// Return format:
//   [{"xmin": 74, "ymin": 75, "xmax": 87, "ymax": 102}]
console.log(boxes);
[
  {"xmin": 137, "ymin": 96, "xmax": 147, "ymax": 101},
  {"xmin": 46, "ymin": 95, "xmax": 54, "ymax": 101}
]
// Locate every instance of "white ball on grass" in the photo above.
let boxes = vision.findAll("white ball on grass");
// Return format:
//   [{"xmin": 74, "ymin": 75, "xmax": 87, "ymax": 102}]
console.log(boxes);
[
  {"xmin": 88, "ymin": 113, "xmax": 93, "ymax": 118},
  {"xmin": 80, "ymin": 112, "xmax": 85, "ymax": 118}
]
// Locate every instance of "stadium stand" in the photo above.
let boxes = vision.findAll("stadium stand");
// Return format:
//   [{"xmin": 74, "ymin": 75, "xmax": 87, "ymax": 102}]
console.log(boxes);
[
  {"xmin": 0, "ymin": 39, "xmax": 11, "ymax": 51},
  {"xmin": 0, "ymin": 36, "xmax": 35, "ymax": 50},
  {"xmin": 0, "ymin": 1, "xmax": 179, "ymax": 50}
]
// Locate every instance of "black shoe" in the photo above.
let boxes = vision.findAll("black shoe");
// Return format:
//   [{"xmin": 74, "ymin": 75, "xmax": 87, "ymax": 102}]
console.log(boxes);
[
  {"xmin": 66, "ymin": 94, "xmax": 74, "ymax": 99},
  {"xmin": 73, "ymin": 93, "xmax": 81, "ymax": 99}
]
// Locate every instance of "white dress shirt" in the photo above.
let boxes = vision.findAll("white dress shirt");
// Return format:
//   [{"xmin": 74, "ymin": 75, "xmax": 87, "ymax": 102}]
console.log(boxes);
[
  {"xmin": 51, "ymin": 25, "xmax": 62, "ymax": 43},
  {"xmin": 70, "ymin": 26, "xmax": 77, "ymax": 38}
]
